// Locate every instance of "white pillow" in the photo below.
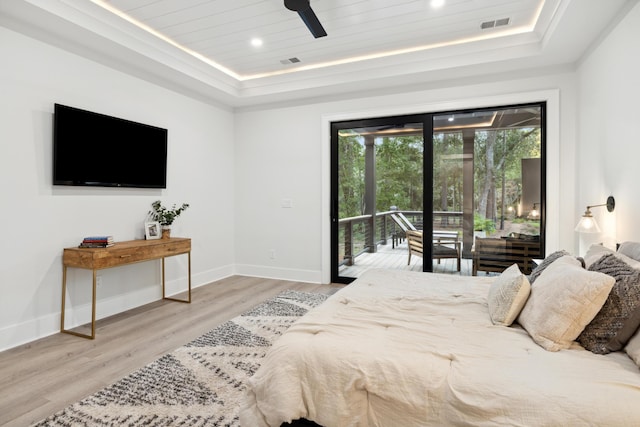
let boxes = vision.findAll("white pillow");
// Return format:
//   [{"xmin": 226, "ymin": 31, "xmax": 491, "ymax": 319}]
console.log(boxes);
[
  {"xmin": 487, "ymin": 264, "xmax": 531, "ymax": 326},
  {"xmin": 625, "ymin": 329, "xmax": 640, "ymax": 367},
  {"xmin": 517, "ymin": 256, "xmax": 615, "ymax": 351}
]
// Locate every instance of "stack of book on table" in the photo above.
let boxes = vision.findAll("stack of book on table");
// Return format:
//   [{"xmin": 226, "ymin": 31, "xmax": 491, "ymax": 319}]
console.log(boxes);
[{"xmin": 79, "ymin": 236, "xmax": 114, "ymax": 248}]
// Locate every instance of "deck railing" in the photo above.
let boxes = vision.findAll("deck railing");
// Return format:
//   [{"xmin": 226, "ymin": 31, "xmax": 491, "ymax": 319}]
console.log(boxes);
[{"xmin": 338, "ymin": 210, "xmax": 463, "ymax": 266}]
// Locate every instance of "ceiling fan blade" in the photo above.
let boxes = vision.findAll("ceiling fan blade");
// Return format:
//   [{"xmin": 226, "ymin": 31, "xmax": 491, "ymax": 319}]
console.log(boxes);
[
  {"xmin": 298, "ymin": 7, "xmax": 327, "ymax": 38},
  {"xmin": 284, "ymin": 0, "xmax": 327, "ymax": 38}
]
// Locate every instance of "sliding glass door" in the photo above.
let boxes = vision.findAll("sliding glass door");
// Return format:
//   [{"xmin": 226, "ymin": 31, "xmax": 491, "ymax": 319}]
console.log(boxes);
[{"xmin": 331, "ymin": 103, "xmax": 545, "ymax": 283}]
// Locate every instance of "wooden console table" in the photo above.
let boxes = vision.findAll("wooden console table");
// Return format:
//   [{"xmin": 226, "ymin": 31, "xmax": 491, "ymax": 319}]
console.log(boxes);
[{"xmin": 61, "ymin": 237, "xmax": 191, "ymax": 339}]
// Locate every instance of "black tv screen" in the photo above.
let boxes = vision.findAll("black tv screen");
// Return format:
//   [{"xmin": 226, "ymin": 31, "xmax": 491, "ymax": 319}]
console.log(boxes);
[{"xmin": 53, "ymin": 103, "xmax": 168, "ymax": 188}]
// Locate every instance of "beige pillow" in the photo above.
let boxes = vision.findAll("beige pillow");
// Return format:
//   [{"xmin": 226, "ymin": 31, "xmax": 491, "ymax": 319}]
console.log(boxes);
[
  {"xmin": 625, "ymin": 329, "xmax": 640, "ymax": 366},
  {"xmin": 487, "ymin": 264, "xmax": 531, "ymax": 326},
  {"xmin": 517, "ymin": 256, "xmax": 615, "ymax": 351}
]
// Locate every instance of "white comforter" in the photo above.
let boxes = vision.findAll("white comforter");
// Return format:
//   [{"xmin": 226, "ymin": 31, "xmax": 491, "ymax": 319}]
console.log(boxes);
[{"xmin": 241, "ymin": 269, "xmax": 640, "ymax": 426}]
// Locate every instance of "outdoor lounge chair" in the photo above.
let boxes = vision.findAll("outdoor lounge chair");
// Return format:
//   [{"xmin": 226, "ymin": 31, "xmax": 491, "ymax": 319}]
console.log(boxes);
[
  {"xmin": 390, "ymin": 213, "xmax": 408, "ymax": 248},
  {"xmin": 396, "ymin": 212, "xmax": 419, "ymax": 231},
  {"xmin": 406, "ymin": 229, "xmax": 461, "ymax": 271}
]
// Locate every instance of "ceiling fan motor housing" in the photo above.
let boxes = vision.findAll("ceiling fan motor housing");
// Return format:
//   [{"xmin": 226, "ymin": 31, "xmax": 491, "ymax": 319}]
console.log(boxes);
[{"xmin": 285, "ymin": 0, "xmax": 311, "ymax": 12}]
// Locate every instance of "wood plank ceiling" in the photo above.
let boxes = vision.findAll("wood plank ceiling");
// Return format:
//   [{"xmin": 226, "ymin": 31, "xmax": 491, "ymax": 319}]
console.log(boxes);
[{"xmin": 101, "ymin": 0, "xmax": 548, "ymax": 79}]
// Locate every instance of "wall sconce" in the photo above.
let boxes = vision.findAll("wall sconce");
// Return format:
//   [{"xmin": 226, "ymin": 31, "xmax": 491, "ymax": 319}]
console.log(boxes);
[
  {"xmin": 528, "ymin": 203, "xmax": 540, "ymax": 219},
  {"xmin": 574, "ymin": 196, "xmax": 615, "ymax": 233}
]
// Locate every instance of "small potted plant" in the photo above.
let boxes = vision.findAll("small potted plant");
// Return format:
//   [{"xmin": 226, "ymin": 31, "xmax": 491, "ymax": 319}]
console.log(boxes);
[{"xmin": 149, "ymin": 200, "xmax": 189, "ymax": 239}]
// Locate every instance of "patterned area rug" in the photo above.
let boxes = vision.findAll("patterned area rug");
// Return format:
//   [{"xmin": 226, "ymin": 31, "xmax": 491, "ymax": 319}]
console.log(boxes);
[{"xmin": 34, "ymin": 290, "xmax": 329, "ymax": 427}]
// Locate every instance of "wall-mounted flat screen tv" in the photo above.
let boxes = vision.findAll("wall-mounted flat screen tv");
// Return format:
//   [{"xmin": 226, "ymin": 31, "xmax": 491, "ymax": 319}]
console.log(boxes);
[{"xmin": 53, "ymin": 103, "xmax": 168, "ymax": 188}]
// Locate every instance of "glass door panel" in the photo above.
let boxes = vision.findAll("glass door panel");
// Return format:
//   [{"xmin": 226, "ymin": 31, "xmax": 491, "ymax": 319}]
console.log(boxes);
[
  {"xmin": 432, "ymin": 122, "xmax": 464, "ymax": 273},
  {"xmin": 433, "ymin": 105, "xmax": 544, "ymax": 275},
  {"xmin": 332, "ymin": 119, "xmax": 425, "ymax": 282}
]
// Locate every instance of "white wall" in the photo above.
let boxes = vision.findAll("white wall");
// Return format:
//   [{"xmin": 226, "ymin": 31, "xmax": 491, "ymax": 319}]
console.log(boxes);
[
  {"xmin": 4, "ymin": 2, "xmax": 638, "ymax": 352},
  {"xmin": 235, "ymin": 73, "xmax": 580, "ymax": 283},
  {"xmin": 233, "ymin": 107, "xmax": 324, "ymax": 283},
  {"xmin": 0, "ymin": 26, "xmax": 236, "ymax": 351},
  {"xmin": 577, "ymin": 2, "xmax": 640, "ymax": 252}
]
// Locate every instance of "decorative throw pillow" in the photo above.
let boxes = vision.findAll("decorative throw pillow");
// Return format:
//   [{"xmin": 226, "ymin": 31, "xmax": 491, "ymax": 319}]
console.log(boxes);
[
  {"xmin": 487, "ymin": 264, "xmax": 531, "ymax": 326},
  {"xmin": 577, "ymin": 254, "xmax": 640, "ymax": 354},
  {"xmin": 625, "ymin": 330, "xmax": 640, "ymax": 367},
  {"xmin": 528, "ymin": 250, "xmax": 570, "ymax": 284},
  {"xmin": 517, "ymin": 256, "xmax": 615, "ymax": 351},
  {"xmin": 618, "ymin": 241, "xmax": 640, "ymax": 262}
]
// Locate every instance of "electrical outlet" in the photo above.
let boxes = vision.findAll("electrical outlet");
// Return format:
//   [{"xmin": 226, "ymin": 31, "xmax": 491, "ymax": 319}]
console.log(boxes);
[
  {"xmin": 269, "ymin": 249, "xmax": 276, "ymax": 259},
  {"xmin": 95, "ymin": 275, "xmax": 102, "ymax": 288}
]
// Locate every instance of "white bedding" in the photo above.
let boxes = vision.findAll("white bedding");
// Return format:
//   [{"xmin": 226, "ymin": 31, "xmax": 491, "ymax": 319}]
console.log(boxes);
[{"xmin": 241, "ymin": 269, "xmax": 640, "ymax": 426}]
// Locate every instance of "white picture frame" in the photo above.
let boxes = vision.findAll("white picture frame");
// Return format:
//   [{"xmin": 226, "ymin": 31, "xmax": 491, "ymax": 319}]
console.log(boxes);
[{"xmin": 145, "ymin": 221, "xmax": 161, "ymax": 240}]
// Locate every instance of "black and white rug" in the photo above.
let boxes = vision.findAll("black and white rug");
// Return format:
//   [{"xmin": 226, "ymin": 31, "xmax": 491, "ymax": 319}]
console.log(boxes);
[{"xmin": 34, "ymin": 290, "xmax": 329, "ymax": 427}]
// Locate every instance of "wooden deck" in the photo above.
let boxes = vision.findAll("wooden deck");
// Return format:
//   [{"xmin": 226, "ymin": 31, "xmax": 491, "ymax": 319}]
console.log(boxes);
[{"xmin": 339, "ymin": 240, "xmax": 475, "ymax": 278}]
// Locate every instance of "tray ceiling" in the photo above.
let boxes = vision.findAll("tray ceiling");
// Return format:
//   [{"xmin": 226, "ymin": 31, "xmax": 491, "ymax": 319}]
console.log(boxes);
[{"xmin": 0, "ymin": 0, "xmax": 633, "ymax": 107}]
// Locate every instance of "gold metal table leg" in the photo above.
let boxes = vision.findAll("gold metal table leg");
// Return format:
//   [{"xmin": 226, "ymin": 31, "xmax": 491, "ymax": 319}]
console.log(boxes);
[
  {"xmin": 60, "ymin": 267, "xmax": 96, "ymax": 339},
  {"xmin": 187, "ymin": 251, "xmax": 192, "ymax": 303},
  {"xmin": 162, "ymin": 252, "xmax": 192, "ymax": 303},
  {"xmin": 60, "ymin": 266, "xmax": 67, "ymax": 333}
]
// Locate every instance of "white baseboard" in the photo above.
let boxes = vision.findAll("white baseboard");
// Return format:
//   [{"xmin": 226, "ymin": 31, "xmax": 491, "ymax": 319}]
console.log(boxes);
[
  {"xmin": 234, "ymin": 264, "xmax": 322, "ymax": 284},
  {"xmin": 0, "ymin": 264, "xmax": 235, "ymax": 352}
]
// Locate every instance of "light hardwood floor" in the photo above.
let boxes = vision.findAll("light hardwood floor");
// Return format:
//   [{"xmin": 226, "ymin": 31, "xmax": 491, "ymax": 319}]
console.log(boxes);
[{"xmin": 0, "ymin": 276, "xmax": 344, "ymax": 427}]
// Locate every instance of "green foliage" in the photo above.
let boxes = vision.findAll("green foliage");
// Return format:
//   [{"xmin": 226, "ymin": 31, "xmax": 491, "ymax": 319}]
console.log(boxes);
[
  {"xmin": 474, "ymin": 213, "xmax": 496, "ymax": 232},
  {"xmin": 337, "ymin": 133, "xmax": 365, "ymax": 218},
  {"xmin": 511, "ymin": 217, "xmax": 540, "ymax": 233},
  {"xmin": 337, "ymin": 133, "xmax": 424, "ymax": 218},
  {"xmin": 149, "ymin": 200, "xmax": 190, "ymax": 226},
  {"xmin": 474, "ymin": 126, "xmax": 541, "ymax": 219},
  {"xmin": 432, "ymin": 132, "xmax": 463, "ymax": 211},
  {"xmin": 375, "ymin": 136, "xmax": 423, "ymax": 212},
  {"xmin": 336, "ymin": 112, "xmax": 542, "ymax": 224}
]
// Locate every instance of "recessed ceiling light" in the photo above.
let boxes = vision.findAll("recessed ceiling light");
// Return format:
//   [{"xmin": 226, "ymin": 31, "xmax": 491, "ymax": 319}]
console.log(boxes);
[
  {"xmin": 430, "ymin": 0, "xmax": 445, "ymax": 8},
  {"xmin": 250, "ymin": 38, "xmax": 263, "ymax": 47}
]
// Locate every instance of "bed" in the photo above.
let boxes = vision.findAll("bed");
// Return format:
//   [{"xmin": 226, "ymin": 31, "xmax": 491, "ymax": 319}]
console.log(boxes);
[{"xmin": 240, "ymin": 244, "xmax": 640, "ymax": 426}]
